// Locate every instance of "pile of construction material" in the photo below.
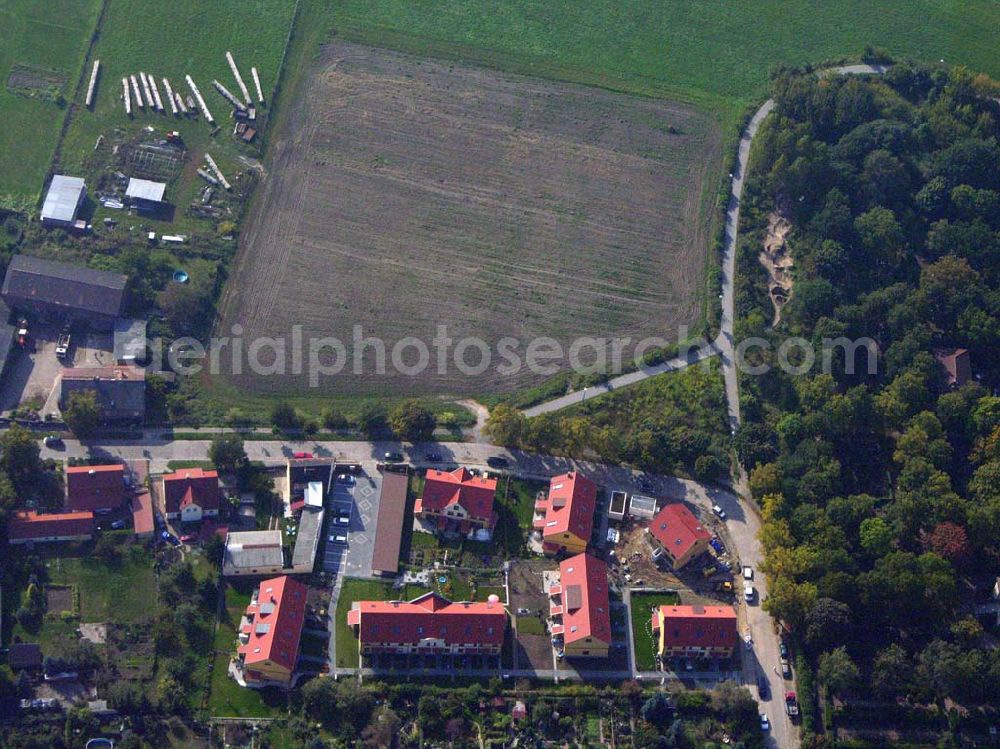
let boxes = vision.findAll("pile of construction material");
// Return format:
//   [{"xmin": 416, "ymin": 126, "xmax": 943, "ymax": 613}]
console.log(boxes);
[{"xmin": 110, "ymin": 51, "xmax": 266, "ymax": 136}]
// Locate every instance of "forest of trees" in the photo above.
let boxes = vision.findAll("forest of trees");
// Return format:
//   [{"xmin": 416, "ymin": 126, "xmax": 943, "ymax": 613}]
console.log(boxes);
[{"xmin": 735, "ymin": 63, "xmax": 1000, "ymax": 726}]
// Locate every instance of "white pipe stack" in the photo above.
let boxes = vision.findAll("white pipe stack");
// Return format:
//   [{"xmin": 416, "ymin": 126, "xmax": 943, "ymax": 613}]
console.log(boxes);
[
  {"xmin": 226, "ymin": 51, "xmax": 252, "ymax": 104},
  {"xmin": 204, "ymin": 153, "xmax": 230, "ymax": 190},
  {"xmin": 197, "ymin": 168, "xmax": 219, "ymax": 186},
  {"xmin": 185, "ymin": 75, "xmax": 213, "ymax": 122},
  {"xmin": 251, "ymin": 66, "xmax": 264, "ymax": 104},
  {"xmin": 85, "ymin": 60, "xmax": 100, "ymax": 107},
  {"xmin": 139, "ymin": 72, "xmax": 154, "ymax": 108},
  {"xmin": 130, "ymin": 75, "xmax": 144, "ymax": 108},
  {"xmin": 147, "ymin": 74, "xmax": 164, "ymax": 111},
  {"xmin": 162, "ymin": 78, "xmax": 178, "ymax": 115},
  {"xmin": 212, "ymin": 79, "xmax": 246, "ymax": 111},
  {"xmin": 122, "ymin": 77, "xmax": 131, "ymax": 115},
  {"xmin": 174, "ymin": 92, "xmax": 188, "ymax": 114}
]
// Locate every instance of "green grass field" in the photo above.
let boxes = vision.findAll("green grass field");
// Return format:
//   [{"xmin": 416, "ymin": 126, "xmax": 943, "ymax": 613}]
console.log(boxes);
[
  {"xmin": 9, "ymin": 542, "xmax": 155, "ymax": 651},
  {"xmin": 0, "ymin": 0, "xmax": 101, "ymax": 208},
  {"xmin": 327, "ymin": 0, "xmax": 1000, "ymax": 118},
  {"xmin": 629, "ymin": 591, "xmax": 679, "ymax": 671},
  {"xmin": 53, "ymin": 0, "xmax": 297, "ymax": 233}
]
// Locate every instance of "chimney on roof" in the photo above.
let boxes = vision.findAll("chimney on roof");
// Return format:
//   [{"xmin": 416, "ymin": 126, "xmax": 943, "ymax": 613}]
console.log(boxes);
[{"xmin": 88, "ymin": 469, "xmax": 96, "ymax": 475}]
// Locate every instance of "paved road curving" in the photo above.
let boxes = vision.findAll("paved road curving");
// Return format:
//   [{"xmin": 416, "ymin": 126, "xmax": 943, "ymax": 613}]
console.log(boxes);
[{"xmin": 518, "ymin": 64, "xmax": 887, "ymax": 749}]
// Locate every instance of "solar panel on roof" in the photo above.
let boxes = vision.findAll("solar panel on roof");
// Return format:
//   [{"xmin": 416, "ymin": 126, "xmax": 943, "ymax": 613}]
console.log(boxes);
[
  {"xmin": 565, "ymin": 584, "xmax": 583, "ymax": 611},
  {"xmin": 255, "ymin": 622, "xmax": 271, "ymax": 634},
  {"xmin": 259, "ymin": 602, "xmax": 275, "ymax": 614}
]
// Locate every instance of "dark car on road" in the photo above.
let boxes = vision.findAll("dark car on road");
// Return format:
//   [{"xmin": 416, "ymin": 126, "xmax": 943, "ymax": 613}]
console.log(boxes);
[
  {"xmin": 383, "ymin": 451, "xmax": 404, "ymax": 462},
  {"xmin": 425, "ymin": 452, "xmax": 443, "ymax": 463},
  {"xmin": 486, "ymin": 456, "xmax": 509, "ymax": 469}
]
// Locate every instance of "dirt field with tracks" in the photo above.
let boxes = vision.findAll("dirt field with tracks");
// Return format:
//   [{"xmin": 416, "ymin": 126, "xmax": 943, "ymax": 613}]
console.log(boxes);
[{"xmin": 221, "ymin": 41, "xmax": 722, "ymax": 395}]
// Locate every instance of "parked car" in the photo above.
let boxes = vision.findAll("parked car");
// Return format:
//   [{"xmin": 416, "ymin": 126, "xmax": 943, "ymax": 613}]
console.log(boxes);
[
  {"xmin": 384, "ymin": 451, "xmax": 404, "ymax": 462},
  {"xmin": 744, "ymin": 583, "xmax": 755, "ymax": 602},
  {"xmin": 785, "ymin": 691, "xmax": 799, "ymax": 718},
  {"xmin": 779, "ymin": 640, "xmax": 789, "ymax": 658},
  {"xmin": 328, "ymin": 533, "xmax": 348, "ymax": 544},
  {"xmin": 43, "ymin": 435, "xmax": 64, "ymax": 448},
  {"xmin": 712, "ymin": 504, "xmax": 726, "ymax": 519},
  {"xmin": 780, "ymin": 658, "xmax": 792, "ymax": 678},
  {"xmin": 292, "ymin": 451, "xmax": 313, "ymax": 459},
  {"xmin": 337, "ymin": 473, "xmax": 355, "ymax": 485},
  {"xmin": 742, "ymin": 565, "xmax": 753, "ymax": 580},
  {"xmin": 486, "ymin": 456, "xmax": 509, "ymax": 469},
  {"xmin": 334, "ymin": 515, "xmax": 350, "ymax": 526},
  {"xmin": 760, "ymin": 714, "xmax": 770, "ymax": 731},
  {"xmin": 110, "ymin": 520, "xmax": 125, "ymax": 530},
  {"xmin": 758, "ymin": 677, "xmax": 769, "ymax": 699}
]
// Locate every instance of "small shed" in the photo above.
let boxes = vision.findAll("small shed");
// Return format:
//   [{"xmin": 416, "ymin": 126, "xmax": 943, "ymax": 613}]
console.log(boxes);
[
  {"xmin": 40, "ymin": 175, "xmax": 86, "ymax": 227},
  {"xmin": 608, "ymin": 490, "xmax": 629, "ymax": 520},
  {"xmin": 125, "ymin": 177, "xmax": 167, "ymax": 208},
  {"xmin": 628, "ymin": 494, "xmax": 658, "ymax": 519}
]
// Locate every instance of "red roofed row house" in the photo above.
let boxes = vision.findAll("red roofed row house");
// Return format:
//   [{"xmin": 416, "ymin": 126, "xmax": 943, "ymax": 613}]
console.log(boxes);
[
  {"xmin": 414, "ymin": 467, "xmax": 497, "ymax": 539},
  {"xmin": 8, "ymin": 511, "xmax": 94, "ymax": 545},
  {"xmin": 547, "ymin": 553, "xmax": 611, "ymax": 658},
  {"xmin": 161, "ymin": 468, "xmax": 221, "ymax": 523},
  {"xmin": 347, "ymin": 592, "xmax": 506, "ymax": 657},
  {"xmin": 532, "ymin": 472, "xmax": 598, "ymax": 555},
  {"xmin": 235, "ymin": 575, "xmax": 307, "ymax": 687},
  {"xmin": 7, "ymin": 463, "xmax": 132, "ymax": 545},
  {"xmin": 647, "ymin": 502, "xmax": 711, "ymax": 570},
  {"xmin": 652, "ymin": 604, "xmax": 738, "ymax": 659}
]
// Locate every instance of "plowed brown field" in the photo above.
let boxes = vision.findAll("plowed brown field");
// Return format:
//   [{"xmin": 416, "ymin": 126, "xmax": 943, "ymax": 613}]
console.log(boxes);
[{"xmin": 221, "ymin": 41, "xmax": 722, "ymax": 395}]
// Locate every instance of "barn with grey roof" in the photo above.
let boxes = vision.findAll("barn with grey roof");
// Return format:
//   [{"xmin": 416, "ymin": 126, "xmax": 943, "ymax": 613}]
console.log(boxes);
[{"xmin": 1, "ymin": 255, "xmax": 126, "ymax": 328}]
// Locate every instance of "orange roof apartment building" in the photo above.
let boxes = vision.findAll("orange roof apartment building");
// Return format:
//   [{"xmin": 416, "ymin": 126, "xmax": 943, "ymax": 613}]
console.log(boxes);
[
  {"xmin": 347, "ymin": 592, "xmax": 506, "ymax": 656},
  {"xmin": 652, "ymin": 604, "xmax": 738, "ymax": 659},
  {"xmin": 647, "ymin": 502, "xmax": 711, "ymax": 570},
  {"xmin": 236, "ymin": 576, "xmax": 308, "ymax": 687},
  {"xmin": 547, "ymin": 553, "xmax": 612, "ymax": 658},
  {"xmin": 532, "ymin": 472, "xmax": 598, "ymax": 555}
]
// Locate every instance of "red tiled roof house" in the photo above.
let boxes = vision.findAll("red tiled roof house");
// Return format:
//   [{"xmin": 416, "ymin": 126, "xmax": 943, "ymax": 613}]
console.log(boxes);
[
  {"xmin": 162, "ymin": 468, "xmax": 221, "ymax": 522},
  {"xmin": 532, "ymin": 472, "xmax": 598, "ymax": 555},
  {"xmin": 347, "ymin": 592, "xmax": 506, "ymax": 657},
  {"xmin": 652, "ymin": 604, "xmax": 738, "ymax": 659},
  {"xmin": 547, "ymin": 553, "xmax": 611, "ymax": 658},
  {"xmin": 236, "ymin": 575, "xmax": 307, "ymax": 687},
  {"xmin": 66, "ymin": 464, "xmax": 127, "ymax": 513},
  {"xmin": 647, "ymin": 503, "xmax": 711, "ymax": 570},
  {"xmin": 8, "ymin": 511, "xmax": 94, "ymax": 545},
  {"xmin": 414, "ymin": 467, "xmax": 497, "ymax": 539}
]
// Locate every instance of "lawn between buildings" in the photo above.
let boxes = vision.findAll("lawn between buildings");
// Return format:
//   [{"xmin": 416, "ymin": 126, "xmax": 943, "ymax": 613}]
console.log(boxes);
[
  {"xmin": 9, "ymin": 539, "xmax": 157, "ymax": 651},
  {"xmin": 629, "ymin": 591, "xmax": 680, "ymax": 672}
]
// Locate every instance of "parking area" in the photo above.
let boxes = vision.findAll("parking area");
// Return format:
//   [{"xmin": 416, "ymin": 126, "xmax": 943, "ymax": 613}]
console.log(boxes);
[
  {"xmin": 0, "ymin": 323, "xmax": 115, "ymax": 414},
  {"xmin": 320, "ymin": 466, "xmax": 382, "ymax": 578}
]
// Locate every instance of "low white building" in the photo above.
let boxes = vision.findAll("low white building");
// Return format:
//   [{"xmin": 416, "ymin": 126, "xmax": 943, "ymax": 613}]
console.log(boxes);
[{"xmin": 223, "ymin": 530, "xmax": 285, "ymax": 577}]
